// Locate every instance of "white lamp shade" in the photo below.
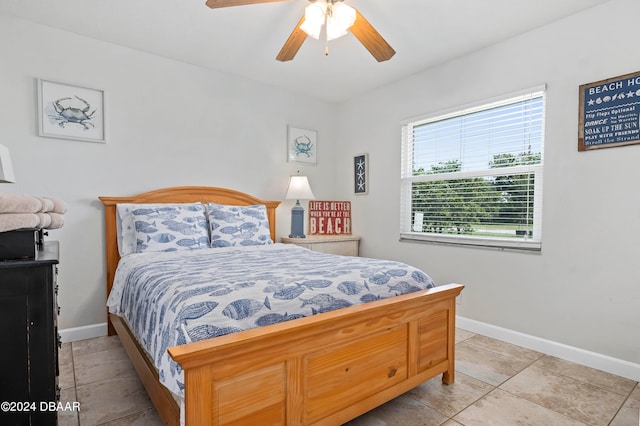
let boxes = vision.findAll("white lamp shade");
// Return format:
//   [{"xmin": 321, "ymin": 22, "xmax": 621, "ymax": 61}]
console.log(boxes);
[
  {"xmin": 0, "ymin": 144, "xmax": 15, "ymax": 183},
  {"xmin": 285, "ymin": 175, "xmax": 315, "ymax": 200},
  {"xmin": 326, "ymin": 2, "xmax": 356, "ymax": 41},
  {"xmin": 300, "ymin": 1, "xmax": 326, "ymax": 39}
]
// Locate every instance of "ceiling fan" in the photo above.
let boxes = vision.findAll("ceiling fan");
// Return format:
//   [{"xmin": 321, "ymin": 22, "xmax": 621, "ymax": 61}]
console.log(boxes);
[{"xmin": 205, "ymin": 0, "xmax": 396, "ymax": 62}]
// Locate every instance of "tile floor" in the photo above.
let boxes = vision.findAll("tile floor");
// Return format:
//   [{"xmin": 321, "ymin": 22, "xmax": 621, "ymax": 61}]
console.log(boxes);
[{"xmin": 57, "ymin": 328, "xmax": 639, "ymax": 426}]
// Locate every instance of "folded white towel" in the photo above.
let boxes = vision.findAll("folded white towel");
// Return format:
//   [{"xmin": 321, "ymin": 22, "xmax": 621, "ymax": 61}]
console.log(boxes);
[
  {"xmin": 36, "ymin": 213, "xmax": 52, "ymax": 229},
  {"xmin": 35, "ymin": 196, "xmax": 55, "ymax": 213},
  {"xmin": 0, "ymin": 193, "xmax": 68, "ymax": 225},
  {"xmin": 0, "ymin": 213, "xmax": 40, "ymax": 232},
  {"xmin": 42, "ymin": 196, "xmax": 68, "ymax": 214},
  {"xmin": 47, "ymin": 213, "xmax": 64, "ymax": 229},
  {"xmin": 0, "ymin": 193, "xmax": 42, "ymax": 214}
]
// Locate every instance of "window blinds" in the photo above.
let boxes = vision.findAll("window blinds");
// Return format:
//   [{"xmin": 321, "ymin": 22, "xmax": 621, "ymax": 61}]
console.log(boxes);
[{"xmin": 400, "ymin": 88, "xmax": 545, "ymax": 250}]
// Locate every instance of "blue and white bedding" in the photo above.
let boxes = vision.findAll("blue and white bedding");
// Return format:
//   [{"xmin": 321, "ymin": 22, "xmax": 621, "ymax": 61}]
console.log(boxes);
[{"xmin": 107, "ymin": 243, "xmax": 436, "ymax": 398}]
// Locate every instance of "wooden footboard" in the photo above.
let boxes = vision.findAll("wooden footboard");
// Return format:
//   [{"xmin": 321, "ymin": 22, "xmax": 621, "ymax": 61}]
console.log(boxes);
[{"xmin": 169, "ymin": 283, "xmax": 463, "ymax": 426}]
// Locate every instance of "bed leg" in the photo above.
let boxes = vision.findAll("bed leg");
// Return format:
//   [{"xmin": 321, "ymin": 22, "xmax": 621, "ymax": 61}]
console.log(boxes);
[
  {"xmin": 442, "ymin": 370, "xmax": 454, "ymax": 385},
  {"xmin": 107, "ymin": 315, "xmax": 116, "ymax": 336}
]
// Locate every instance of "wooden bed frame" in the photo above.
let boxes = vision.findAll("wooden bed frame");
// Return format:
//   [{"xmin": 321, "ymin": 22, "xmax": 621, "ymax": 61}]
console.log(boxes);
[{"xmin": 100, "ymin": 186, "xmax": 463, "ymax": 426}]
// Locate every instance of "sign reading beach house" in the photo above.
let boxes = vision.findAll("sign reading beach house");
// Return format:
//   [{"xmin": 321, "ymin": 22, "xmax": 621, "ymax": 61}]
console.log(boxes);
[
  {"xmin": 308, "ymin": 201, "xmax": 351, "ymax": 235},
  {"xmin": 579, "ymin": 70, "xmax": 640, "ymax": 151}
]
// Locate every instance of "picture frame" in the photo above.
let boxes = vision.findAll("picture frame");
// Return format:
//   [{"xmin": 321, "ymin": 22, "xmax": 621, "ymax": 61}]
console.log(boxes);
[
  {"xmin": 37, "ymin": 79, "xmax": 105, "ymax": 143},
  {"xmin": 287, "ymin": 126, "xmax": 317, "ymax": 164},
  {"xmin": 354, "ymin": 153, "xmax": 368, "ymax": 195},
  {"xmin": 578, "ymin": 70, "xmax": 640, "ymax": 151}
]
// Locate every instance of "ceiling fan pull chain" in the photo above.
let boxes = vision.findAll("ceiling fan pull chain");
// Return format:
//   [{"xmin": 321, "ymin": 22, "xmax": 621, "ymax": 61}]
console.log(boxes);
[{"xmin": 325, "ymin": 1, "xmax": 330, "ymax": 56}]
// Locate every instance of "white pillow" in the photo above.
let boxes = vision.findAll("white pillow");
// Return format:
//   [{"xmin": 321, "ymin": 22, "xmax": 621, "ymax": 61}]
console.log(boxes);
[{"xmin": 116, "ymin": 203, "xmax": 204, "ymax": 256}]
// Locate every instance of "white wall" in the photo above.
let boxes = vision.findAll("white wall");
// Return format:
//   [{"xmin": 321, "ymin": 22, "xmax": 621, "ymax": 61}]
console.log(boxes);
[
  {"xmin": 336, "ymin": 0, "xmax": 640, "ymax": 366},
  {"xmin": 0, "ymin": 14, "xmax": 337, "ymax": 331}
]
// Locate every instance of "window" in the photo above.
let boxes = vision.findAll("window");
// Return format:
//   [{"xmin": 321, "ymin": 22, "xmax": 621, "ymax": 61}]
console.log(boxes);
[{"xmin": 400, "ymin": 87, "xmax": 545, "ymax": 250}]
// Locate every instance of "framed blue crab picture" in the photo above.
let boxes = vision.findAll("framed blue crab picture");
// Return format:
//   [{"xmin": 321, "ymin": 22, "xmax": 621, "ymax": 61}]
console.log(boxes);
[
  {"xmin": 37, "ymin": 79, "xmax": 105, "ymax": 143},
  {"xmin": 287, "ymin": 126, "xmax": 317, "ymax": 164}
]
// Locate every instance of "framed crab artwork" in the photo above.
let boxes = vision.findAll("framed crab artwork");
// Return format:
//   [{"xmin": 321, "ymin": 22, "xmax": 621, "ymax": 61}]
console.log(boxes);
[
  {"xmin": 37, "ymin": 79, "xmax": 105, "ymax": 143},
  {"xmin": 287, "ymin": 125, "xmax": 317, "ymax": 164}
]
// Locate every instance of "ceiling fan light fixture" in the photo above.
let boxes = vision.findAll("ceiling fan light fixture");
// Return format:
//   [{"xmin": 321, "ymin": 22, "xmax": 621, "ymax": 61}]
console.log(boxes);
[
  {"xmin": 300, "ymin": 1, "xmax": 326, "ymax": 39},
  {"xmin": 275, "ymin": 0, "xmax": 395, "ymax": 62},
  {"xmin": 300, "ymin": 0, "xmax": 355, "ymax": 42},
  {"xmin": 326, "ymin": 2, "xmax": 356, "ymax": 41}
]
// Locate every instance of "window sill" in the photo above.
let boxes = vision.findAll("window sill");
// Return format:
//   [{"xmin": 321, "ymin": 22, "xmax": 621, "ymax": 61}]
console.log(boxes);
[{"xmin": 399, "ymin": 232, "xmax": 541, "ymax": 251}]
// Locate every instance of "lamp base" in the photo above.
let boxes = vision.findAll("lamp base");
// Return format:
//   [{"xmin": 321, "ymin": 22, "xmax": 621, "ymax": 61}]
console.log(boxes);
[{"xmin": 289, "ymin": 201, "xmax": 306, "ymax": 238}]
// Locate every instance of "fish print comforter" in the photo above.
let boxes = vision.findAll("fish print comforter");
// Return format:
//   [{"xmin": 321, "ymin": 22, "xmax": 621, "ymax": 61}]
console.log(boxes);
[{"xmin": 107, "ymin": 243, "xmax": 436, "ymax": 398}]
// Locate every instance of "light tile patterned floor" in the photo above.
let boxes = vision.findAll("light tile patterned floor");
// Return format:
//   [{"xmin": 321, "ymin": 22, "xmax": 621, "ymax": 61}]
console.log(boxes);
[{"xmin": 58, "ymin": 328, "xmax": 639, "ymax": 425}]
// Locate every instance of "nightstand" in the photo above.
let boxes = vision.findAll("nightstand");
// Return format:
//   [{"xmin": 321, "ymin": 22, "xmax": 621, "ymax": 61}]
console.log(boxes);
[{"xmin": 281, "ymin": 235, "xmax": 360, "ymax": 256}]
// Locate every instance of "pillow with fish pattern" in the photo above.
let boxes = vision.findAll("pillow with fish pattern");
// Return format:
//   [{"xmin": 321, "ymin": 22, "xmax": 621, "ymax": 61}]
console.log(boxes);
[
  {"xmin": 118, "ymin": 203, "xmax": 203, "ymax": 256},
  {"xmin": 206, "ymin": 203, "xmax": 273, "ymax": 248},
  {"xmin": 131, "ymin": 203, "xmax": 210, "ymax": 253}
]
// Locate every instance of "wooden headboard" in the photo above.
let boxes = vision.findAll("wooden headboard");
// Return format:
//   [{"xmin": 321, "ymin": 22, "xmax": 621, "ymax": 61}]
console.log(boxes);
[{"xmin": 99, "ymin": 186, "xmax": 280, "ymax": 334}]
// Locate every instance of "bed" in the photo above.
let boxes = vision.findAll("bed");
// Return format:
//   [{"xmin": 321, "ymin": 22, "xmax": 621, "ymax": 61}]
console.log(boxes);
[{"xmin": 99, "ymin": 186, "xmax": 464, "ymax": 426}]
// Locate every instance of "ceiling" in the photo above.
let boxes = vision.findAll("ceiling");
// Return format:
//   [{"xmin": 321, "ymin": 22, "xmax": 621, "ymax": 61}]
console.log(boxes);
[{"xmin": 0, "ymin": 0, "xmax": 610, "ymax": 103}]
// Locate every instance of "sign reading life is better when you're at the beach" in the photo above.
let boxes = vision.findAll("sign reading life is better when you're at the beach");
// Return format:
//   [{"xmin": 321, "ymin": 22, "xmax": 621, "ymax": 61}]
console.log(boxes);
[{"xmin": 308, "ymin": 201, "xmax": 351, "ymax": 235}]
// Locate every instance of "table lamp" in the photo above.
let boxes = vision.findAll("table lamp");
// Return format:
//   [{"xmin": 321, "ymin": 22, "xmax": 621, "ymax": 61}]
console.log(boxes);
[{"xmin": 284, "ymin": 174, "xmax": 315, "ymax": 238}]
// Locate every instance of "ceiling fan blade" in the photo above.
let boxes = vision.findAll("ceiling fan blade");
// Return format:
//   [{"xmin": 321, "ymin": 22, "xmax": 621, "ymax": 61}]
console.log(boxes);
[
  {"xmin": 276, "ymin": 16, "xmax": 307, "ymax": 62},
  {"xmin": 349, "ymin": 9, "xmax": 396, "ymax": 62},
  {"xmin": 205, "ymin": 0, "xmax": 288, "ymax": 9}
]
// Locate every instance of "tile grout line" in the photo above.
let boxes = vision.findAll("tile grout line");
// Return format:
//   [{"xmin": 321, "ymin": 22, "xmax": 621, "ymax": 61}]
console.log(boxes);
[
  {"xmin": 456, "ymin": 350, "xmax": 563, "ymax": 423},
  {"xmin": 451, "ymin": 339, "xmax": 550, "ymax": 424},
  {"xmin": 606, "ymin": 383, "xmax": 639, "ymax": 426},
  {"xmin": 71, "ymin": 337, "xmax": 156, "ymax": 425},
  {"xmin": 71, "ymin": 342, "xmax": 80, "ymax": 426},
  {"xmin": 536, "ymin": 359, "xmax": 639, "ymax": 398},
  {"xmin": 492, "ymin": 386, "xmax": 586, "ymax": 426},
  {"xmin": 497, "ymin": 359, "xmax": 635, "ymax": 425},
  {"xmin": 526, "ymin": 355, "xmax": 639, "ymax": 420},
  {"xmin": 425, "ymin": 331, "xmax": 541, "ymax": 424}
]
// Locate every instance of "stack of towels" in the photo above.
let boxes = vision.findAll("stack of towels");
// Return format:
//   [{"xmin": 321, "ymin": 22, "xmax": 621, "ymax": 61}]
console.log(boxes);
[{"xmin": 0, "ymin": 193, "xmax": 68, "ymax": 233}]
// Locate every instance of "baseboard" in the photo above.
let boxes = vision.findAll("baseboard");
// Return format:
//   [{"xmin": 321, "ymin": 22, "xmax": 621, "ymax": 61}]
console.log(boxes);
[
  {"xmin": 59, "ymin": 322, "xmax": 108, "ymax": 343},
  {"xmin": 457, "ymin": 316, "xmax": 640, "ymax": 382}
]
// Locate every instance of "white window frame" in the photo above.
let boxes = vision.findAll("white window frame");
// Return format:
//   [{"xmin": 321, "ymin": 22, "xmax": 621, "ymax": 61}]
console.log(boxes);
[{"xmin": 400, "ymin": 86, "xmax": 546, "ymax": 251}]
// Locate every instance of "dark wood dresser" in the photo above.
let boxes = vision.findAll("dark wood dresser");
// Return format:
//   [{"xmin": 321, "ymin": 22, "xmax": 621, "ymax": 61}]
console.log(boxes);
[{"xmin": 0, "ymin": 241, "xmax": 60, "ymax": 425}]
